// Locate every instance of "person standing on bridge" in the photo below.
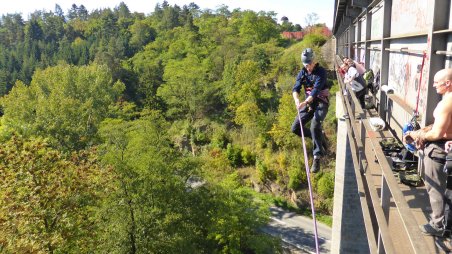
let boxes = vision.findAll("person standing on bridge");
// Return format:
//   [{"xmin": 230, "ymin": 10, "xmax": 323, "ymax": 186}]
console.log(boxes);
[
  {"xmin": 291, "ymin": 48, "xmax": 330, "ymax": 173},
  {"xmin": 403, "ymin": 68, "xmax": 452, "ymax": 237}
]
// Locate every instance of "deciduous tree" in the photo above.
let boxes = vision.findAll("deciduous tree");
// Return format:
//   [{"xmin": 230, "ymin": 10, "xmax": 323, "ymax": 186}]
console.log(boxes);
[
  {"xmin": 0, "ymin": 63, "xmax": 124, "ymax": 151},
  {"xmin": 0, "ymin": 136, "xmax": 112, "ymax": 253}
]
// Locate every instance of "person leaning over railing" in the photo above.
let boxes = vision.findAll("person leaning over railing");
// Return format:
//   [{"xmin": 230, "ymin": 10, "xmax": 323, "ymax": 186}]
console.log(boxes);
[
  {"xmin": 336, "ymin": 62, "xmax": 347, "ymax": 78},
  {"xmin": 342, "ymin": 61, "xmax": 366, "ymax": 108},
  {"xmin": 345, "ymin": 58, "xmax": 366, "ymax": 75},
  {"xmin": 403, "ymin": 68, "xmax": 452, "ymax": 240}
]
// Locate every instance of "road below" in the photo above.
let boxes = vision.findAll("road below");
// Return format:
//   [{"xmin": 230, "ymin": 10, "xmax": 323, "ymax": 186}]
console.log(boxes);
[{"xmin": 263, "ymin": 206, "xmax": 332, "ymax": 253}]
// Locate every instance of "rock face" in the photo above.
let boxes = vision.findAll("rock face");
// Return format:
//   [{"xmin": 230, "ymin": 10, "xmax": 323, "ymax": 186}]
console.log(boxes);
[
  {"xmin": 252, "ymin": 180, "xmax": 261, "ymax": 193},
  {"xmin": 289, "ymin": 189, "xmax": 298, "ymax": 206},
  {"xmin": 270, "ymin": 183, "xmax": 281, "ymax": 195}
]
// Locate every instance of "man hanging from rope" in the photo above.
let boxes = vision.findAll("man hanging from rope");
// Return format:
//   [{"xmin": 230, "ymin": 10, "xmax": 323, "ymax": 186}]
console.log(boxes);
[{"xmin": 291, "ymin": 48, "xmax": 330, "ymax": 173}]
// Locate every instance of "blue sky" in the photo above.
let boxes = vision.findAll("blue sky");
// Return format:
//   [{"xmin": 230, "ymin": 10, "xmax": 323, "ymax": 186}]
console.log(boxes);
[{"xmin": 0, "ymin": 0, "xmax": 334, "ymax": 28}]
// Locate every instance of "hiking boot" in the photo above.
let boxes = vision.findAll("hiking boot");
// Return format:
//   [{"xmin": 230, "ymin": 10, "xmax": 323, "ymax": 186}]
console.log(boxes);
[
  {"xmin": 311, "ymin": 158, "xmax": 320, "ymax": 173},
  {"xmin": 419, "ymin": 223, "xmax": 444, "ymax": 237},
  {"xmin": 435, "ymin": 238, "xmax": 452, "ymax": 253}
]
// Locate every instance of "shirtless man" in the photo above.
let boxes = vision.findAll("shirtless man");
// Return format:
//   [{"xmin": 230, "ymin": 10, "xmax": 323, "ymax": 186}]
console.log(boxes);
[{"xmin": 404, "ymin": 68, "xmax": 452, "ymax": 238}]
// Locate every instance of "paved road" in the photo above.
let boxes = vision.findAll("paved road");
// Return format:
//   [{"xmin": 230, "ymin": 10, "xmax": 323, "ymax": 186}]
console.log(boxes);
[{"xmin": 263, "ymin": 206, "xmax": 332, "ymax": 254}]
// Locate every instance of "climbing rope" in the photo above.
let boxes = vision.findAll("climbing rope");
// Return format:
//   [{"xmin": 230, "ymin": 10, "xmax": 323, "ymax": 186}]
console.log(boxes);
[
  {"xmin": 297, "ymin": 108, "xmax": 320, "ymax": 254},
  {"xmin": 402, "ymin": 51, "xmax": 426, "ymax": 150}
]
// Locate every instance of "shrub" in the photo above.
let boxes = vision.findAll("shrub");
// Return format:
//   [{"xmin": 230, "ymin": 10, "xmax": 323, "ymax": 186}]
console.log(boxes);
[
  {"xmin": 241, "ymin": 147, "xmax": 256, "ymax": 166},
  {"xmin": 211, "ymin": 125, "xmax": 230, "ymax": 149},
  {"xmin": 226, "ymin": 143, "xmax": 243, "ymax": 167},
  {"xmin": 256, "ymin": 159, "xmax": 275, "ymax": 182},
  {"xmin": 288, "ymin": 166, "xmax": 304, "ymax": 190},
  {"xmin": 302, "ymin": 33, "xmax": 327, "ymax": 47},
  {"xmin": 317, "ymin": 171, "xmax": 335, "ymax": 198}
]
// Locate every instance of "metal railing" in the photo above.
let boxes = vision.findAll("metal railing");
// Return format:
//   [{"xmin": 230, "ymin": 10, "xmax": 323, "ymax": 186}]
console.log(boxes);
[{"xmin": 335, "ymin": 55, "xmax": 430, "ymax": 254}]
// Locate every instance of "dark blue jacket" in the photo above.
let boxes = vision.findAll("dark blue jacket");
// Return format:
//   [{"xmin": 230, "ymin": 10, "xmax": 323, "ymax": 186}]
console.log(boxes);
[{"xmin": 292, "ymin": 63, "xmax": 327, "ymax": 100}]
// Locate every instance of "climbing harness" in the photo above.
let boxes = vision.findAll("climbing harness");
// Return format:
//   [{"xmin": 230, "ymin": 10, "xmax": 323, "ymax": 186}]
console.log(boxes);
[{"xmin": 297, "ymin": 108, "xmax": 320, "ymax": 254}]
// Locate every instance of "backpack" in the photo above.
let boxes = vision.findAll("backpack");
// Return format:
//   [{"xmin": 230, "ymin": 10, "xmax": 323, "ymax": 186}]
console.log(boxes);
[
  {"xmin": 363, "ymin": 69, "xmax": 374, "ymax": 83},
  {"xmin": 363, "ymin": 69, "xmax": 376, "ymax": 93},
  {"xmin": 397, "ymin": 171, "xmax": 423, "ymax": 187}
]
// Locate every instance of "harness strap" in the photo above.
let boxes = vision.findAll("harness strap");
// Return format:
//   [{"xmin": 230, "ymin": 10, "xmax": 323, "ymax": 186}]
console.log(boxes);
[{"xmin": 297, "ymin": 109, "xmax": 320, "ymax": 254}]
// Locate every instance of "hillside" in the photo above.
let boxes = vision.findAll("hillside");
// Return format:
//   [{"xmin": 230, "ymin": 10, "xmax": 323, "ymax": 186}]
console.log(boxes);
[{"xmin": 0, "ymin": 2, "xmax": 335, "ymax": 253}]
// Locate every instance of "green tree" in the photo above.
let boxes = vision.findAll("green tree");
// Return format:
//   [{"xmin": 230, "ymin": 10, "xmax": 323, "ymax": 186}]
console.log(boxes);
[
  {"xmin": 54, "ymin": 4, "xmax": 64, "ymax": 18},
  {"xmin": 279, "ymin": 16, "xmax": 294, "ymax": 32},
  {"xmin": 207, "ymin": 173, "xmax": 281, "ymax": 253},
  {"xmin": 129, "ymin": 19, "xmax": 156, "ymax": 51},
  {"xmin": 269, "ymin": 92, "xmax": 299, "ymax": 148},
  {"xmin": 98, "ymin": 114, "xmax": 280, "ymax": 253},
  {"xmin": 71, "ymin": 37, "xmax": 90, "ymax": 65},
  {"xmin": 158, "ymin": 54, "xmax": 218, "ymax": 155},
  {"xmin": 115, "ymin": 2, "xmax": 131, "ymax": 19},
  {"xmin": 226, "ymin": 60, "xmax": 262, "ymax": 111},
  {"xmin": 125, "ymin": 41, "xmax": 165, "ymax": 108},
  {"xmin": 0, "ymin": 136, "xmax": 112, "ymax": 253},
  {"xmin": 238, "ymin": 11, "xmax": 279, "ymax": 45},
  {"xmin": 67, "ymin": 4, "xmax": 78, "ymax": 20},
  {"xmin": 0, "ymin": 69, "xmax": 8, "ymax": 95},
  {"xmin": 0, "ymin": 14, "xmax": 25, "ymax": 47},
  {"xmin": 24, "ymin": 19, "xmax": 44, "ymax": 42},
  {"xmin": 41, "ymin": 11, "xmax": 65, "ymax": 43},
  {"xmin": 97, "ymin": 112, "xmax": 205, "ymax": 253},
  {"xmin": 160, "ymin": 4, "xmax": 181, "ymax": 31},
  {"xmin": 0, "ymin": 63, "xmax": 124, "ymax": 151}
]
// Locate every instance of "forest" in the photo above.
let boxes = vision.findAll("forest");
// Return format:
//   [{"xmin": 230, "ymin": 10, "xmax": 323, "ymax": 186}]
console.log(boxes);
[{"xmin": 0, "ymin": 1, "xmax": 336, "ymax": 253}]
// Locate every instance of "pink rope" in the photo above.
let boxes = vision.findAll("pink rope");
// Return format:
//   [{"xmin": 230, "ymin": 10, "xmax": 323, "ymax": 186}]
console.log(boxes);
[{"xmin": 297, "ymin": 108, "xmax": 320, "ymax": 254}]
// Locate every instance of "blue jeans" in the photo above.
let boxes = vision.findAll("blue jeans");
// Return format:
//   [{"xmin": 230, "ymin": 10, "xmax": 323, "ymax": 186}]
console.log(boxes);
[{"xmin": 291, "ymin": 101, "xmax": 329, "ymax": 157}]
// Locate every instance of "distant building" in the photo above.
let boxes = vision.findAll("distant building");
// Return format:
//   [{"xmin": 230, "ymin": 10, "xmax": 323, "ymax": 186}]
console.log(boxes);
[{"xmin": 281, "ymin": 26, "xmax": 332, "ymax": 40}]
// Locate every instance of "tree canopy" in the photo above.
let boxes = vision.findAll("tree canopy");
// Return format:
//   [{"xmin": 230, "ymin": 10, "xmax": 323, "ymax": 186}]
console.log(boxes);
[{"xmin": 0, "ymin": 2, "xmax": 333, "ymax": 252}]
